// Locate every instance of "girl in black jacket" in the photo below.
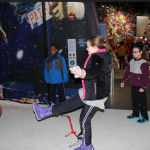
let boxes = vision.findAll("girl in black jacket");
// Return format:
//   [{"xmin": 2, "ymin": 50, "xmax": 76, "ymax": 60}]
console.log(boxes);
[{"xmin": 33, "ymin": 35, "xmax": 113, "ymax": 150}]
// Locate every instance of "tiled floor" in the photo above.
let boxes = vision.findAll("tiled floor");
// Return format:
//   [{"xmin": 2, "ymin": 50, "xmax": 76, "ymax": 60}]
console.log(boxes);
[{"xmin": 106, "ymin": 68, "xmax": 150, "ymax": 110}]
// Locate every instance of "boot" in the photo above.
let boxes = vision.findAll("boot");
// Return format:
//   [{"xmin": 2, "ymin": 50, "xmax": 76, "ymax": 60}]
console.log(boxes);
[
  {"xmin": 33, "ymin": 101, "xmax": 53, "ymax": 120},
  {"xmin": 82, "ymin": 144, "xmax": 94, "ymax": 150},
  {"xmin": 75, "ymin": 143, "xmax": 94, "ymax": 150},
  {"xmin": 74, "ymin": 136, "xmax": 94, "ymax": 150}
]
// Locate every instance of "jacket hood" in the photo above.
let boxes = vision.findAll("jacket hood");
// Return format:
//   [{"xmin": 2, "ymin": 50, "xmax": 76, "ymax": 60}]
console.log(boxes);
[{"xmin": 94, "ymin": 51, "xmax": 113, "ymax": 66}]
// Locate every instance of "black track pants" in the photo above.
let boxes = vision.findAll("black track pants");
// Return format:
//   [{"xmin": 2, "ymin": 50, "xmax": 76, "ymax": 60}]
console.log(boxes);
[
  {"xmin": 52, "ymin": 94, "xmax": 98, "ymax": 146},
  {"xmin": 131, "ymin": 86, "xmax": 149, "ymax": 120}
]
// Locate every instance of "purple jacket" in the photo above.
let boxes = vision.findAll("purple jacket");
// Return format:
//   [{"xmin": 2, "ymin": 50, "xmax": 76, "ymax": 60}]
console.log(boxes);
[{"xmin": 122, "ymin": 57, "xmax": 149, "ymax": 90}]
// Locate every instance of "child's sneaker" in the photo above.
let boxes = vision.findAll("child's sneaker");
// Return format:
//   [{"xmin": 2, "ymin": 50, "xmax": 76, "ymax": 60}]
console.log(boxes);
[
  {"xmin": 127, "ymin": 114, "xmax": 139, "ymax": 119},
  {"xmin": 137, "ymin": 117, "xmax": 149, "ymax": 123}
]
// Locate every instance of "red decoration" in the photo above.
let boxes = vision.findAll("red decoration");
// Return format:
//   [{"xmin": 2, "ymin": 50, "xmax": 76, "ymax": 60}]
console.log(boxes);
[{"xmin": 68, "ymin": 14, "xmax": 75, "ymax": 21}]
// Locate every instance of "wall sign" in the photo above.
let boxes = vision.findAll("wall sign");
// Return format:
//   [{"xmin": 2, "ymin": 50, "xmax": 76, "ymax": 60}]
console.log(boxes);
[
  {"xmin": 78, "ymin": 38, "xmax": 86, "ymax": 47},
  {"xmin": 68, "ymin": 14, "xmax": 75, "ymax": 21}
]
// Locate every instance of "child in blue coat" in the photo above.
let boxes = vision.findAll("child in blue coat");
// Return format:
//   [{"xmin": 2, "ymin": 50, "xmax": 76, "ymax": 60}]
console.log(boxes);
[{"xmin": 44, "ymin": 43, "xmax": 68, "ymax": 104}]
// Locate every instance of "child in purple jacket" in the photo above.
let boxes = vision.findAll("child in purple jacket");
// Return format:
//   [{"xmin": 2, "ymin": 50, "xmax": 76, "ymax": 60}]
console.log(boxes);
[{"xmin": 121, "ymin": 44, "xmax": 149, "ymax": 123}]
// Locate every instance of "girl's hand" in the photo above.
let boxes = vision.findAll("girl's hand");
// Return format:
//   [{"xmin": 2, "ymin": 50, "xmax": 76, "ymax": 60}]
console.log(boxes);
[
  {"xmin": 138, "ymin": 88, "xmax": 144, "ymax": 92},
  {"xmin": 120, "ymin": 83, "xmax": 124, "ymax": 88},
  {"xmin": 69, "ymin": 67, "xmax": 75, "ymax": 74},
  {"xmin": 69, "ymin": 66, "xmax": 82, "ymax": 78}
]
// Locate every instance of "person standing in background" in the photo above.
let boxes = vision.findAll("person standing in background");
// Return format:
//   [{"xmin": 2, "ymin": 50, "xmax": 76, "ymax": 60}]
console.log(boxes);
[
  {"xmin": 121, "ymin": 44, "xmax": 149, "ymax": 123},
  {"xmin": 143, "ymin": 38, "xmax": 150, "ymax": 61},
  {"xmin": 117, "ymin": 41, "xmax": 126, "ymax": 70},
  {"xmin": 109, "ymin": 40, "xmax": 116, "ymax": 52},
  {"xmin": 44, "ymin": 43, "xmax": 68, "ymax": 104},
  {"xmin": 116, "ymin": 39, "xmax": 120, "ymax": 58},
  {"xmin": 124, "ymin": 40, "xmax": 129, "ymax": 66},
  {"xmin": 116, "ymin": 39, "xmax": 120, "ymax": 49}
]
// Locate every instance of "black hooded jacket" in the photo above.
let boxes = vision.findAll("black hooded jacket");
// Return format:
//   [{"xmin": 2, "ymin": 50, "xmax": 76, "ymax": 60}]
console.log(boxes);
[{"xmin": 82, "ymin": 51, "xmax": 113, "ymax": 100}]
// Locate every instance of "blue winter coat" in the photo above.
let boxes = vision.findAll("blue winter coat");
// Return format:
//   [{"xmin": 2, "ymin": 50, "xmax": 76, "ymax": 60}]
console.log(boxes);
[{"xmin": 44, "ymin": 53, "xmax": 68, "ymax": 84}]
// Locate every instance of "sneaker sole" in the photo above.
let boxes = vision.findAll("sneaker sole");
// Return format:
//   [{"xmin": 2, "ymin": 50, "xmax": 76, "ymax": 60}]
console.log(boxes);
[
  {"xmin": 127, "ymin": 117, "xmax": 140, "ymax": 119},
  {"xmin": 32, "ymin": 103, "xmax": 41, "ymax": 121},
  {"xmin": 137, "ymin": 120, "xmax": 149, "ymax": 123}
]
